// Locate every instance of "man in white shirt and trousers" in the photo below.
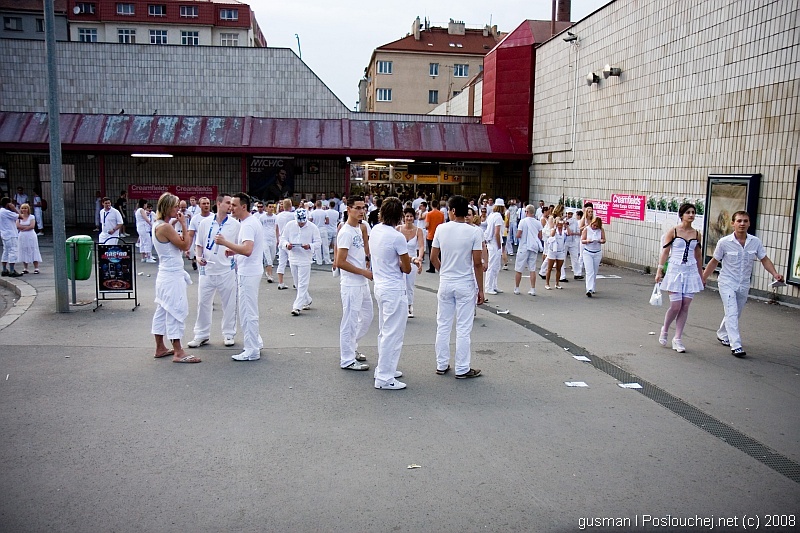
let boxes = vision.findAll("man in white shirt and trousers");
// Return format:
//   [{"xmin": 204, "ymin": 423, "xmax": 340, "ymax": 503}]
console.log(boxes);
[
  {"xmin": 431, "ymin": 195, "xmax": 484, "ymax": 379},
  {"xmin": 258, "ymin": 202, "xmax": 277, "ymax": 282},
  {"xmin": 335, "ymin": 195, "xmax": 373, "ymax": 371},
  {"xmin": 280, "ymin": 208, "xmax": 320, "ymax": 316},
  {"xmin": 324, "ymin": 200, "xmax": 340, "ymax": 263},
  {"xmin": 99, "ymin": 197, "xmax": 124, "ymax": 245},
  {"xmin": 188, "ymin": 193, "xmax": 240, "ymax": 349},
  {"xmin": 513, "ymin": 204, "xmax": 543, "ymax": 295},
  {"xmin": 275, "ymin": 198, "xmax": 295, "ymax": 290},
  {"xmin": 702, "ymin": 210, "xmax": 784, "ymax": 358},
  {"xmin": 1, "ymin": 197, "xmax": 22, "ymax": 277},
  {"xmin": 214, "ymin": 193, "xmax": 264, "ymax": 362}
]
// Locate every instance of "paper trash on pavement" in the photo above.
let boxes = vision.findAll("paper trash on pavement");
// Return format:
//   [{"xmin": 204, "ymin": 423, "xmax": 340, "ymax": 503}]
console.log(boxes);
[
  {"xmin": 496, "ymin": 309, "xmax": 510, "ymax": 315},
  {"xmin": 565, "ymin": 381, "xmax": 588, "ymax": 387},
  {"xmin": 618, "ymin": 383, "xmax": 643, "ymax": 389},
  {"xmin": 572, "ymin": 355, "xmax": 591, "ymax": 362},
  {"xmin": 407, "ymin": 464, "xmax": 422, "ymax": 469}
]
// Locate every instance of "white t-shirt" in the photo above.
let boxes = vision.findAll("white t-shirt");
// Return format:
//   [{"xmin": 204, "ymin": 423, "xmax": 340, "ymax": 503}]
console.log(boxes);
[
  {"xmin": 275, "ymin": 210, "xmax": 295, "ymax": 237},
  {"xmin": 100, "ymin": 208, "xmax": 123, "ymax": 235},
  {"xmin": 713, "ymin": 233, "xmax": 767, "ymax": 291},
  {"xmin": 0, "ymin": 207, "xmax": 19, "ymax": 239},
  {"xmin": 188, "ymin": 212, "xmax": 213, "ymax": 245},
  {"xmin": 196, "ymin": 215, "xmax": 240, "ymax": 275},
  {"xmin": 337, "ymin": 223, "xmax": 368, "ymax": 287},
  {"xmin": 236, "ymin": 215, "xmax": 264, "ymax": 276},
  {"xmin": 259, "ymin": 212, "xmax": 277, "ymax": 243},
  {"xmin": 369, "ymin": 223, "xmax": 408, "ymax": 292},
  {"xmin": 484, "ymin": 211, "xmax": 504, "ymax": 247},
  {"xmin": 518, "ymin": 216, "xmax": 543, "ymax": 252},
  {"xmin": 325, "ymin": 208, "xmax": 339, "ymax": 232},
  {"xmin": 432, "ymin": 221, "xmax": 483, "ymax": 283}
]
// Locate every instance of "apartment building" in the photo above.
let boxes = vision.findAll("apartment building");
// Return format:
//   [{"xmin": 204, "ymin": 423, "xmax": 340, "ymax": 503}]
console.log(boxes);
[
  {"xmin": 0, "ymin": 0, "xmax": 69, "ymax": 41},
  {"xmin": 67, "ymin": 0, "xmax": 265, "ymax": 47},
  {"xmin": 361, "ymin": 17, "xmax": 503, "ymax": 114}
]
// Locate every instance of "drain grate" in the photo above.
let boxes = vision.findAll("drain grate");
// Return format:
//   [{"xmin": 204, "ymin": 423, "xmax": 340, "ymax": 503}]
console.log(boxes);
[{"xmin": 418, "ymin": 286, "xmax": 800, "ymax": 484}]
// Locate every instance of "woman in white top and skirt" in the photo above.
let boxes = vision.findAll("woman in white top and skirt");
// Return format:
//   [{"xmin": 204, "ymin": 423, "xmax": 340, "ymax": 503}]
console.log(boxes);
[
  {"xmin": 16, "ymin": 204, "xmax": 42, "ymax": 274},
  {"xmin": 655, "ymin": 203, "xmax": 704, "ymax": 353},
  {"xmin": 151, "ymin": 193, "xmax": 198, "ymax": 363},
  {"xmin": 135, "ymin": 199, "xmax": 155, "ymax": 263},
  {"xmin": 398, "ymin": 207, "xmax": 424, "ymax": 318}
]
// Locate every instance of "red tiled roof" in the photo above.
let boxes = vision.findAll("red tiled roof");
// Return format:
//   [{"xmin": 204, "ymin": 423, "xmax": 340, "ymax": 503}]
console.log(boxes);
[
  {"xmin": 0, "ymin": 112, "xmax": 530, "ymax": 160},
  {"xmin": 0, "ymin": 0, "xmax": 67, "ymax": 12},
  {"xmin": 378, "ymin": 27, "xmax": 501, "ymax": 55}
]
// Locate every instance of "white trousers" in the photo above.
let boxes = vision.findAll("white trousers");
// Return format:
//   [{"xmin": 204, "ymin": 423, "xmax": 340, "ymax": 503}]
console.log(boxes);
[
  {"xmin": 317, "ymin": 228, "xmax": 331, "ymax": 263},
  {"xmin": 193, "ymin": 270, "xmax": 237, "ymax": 339},
  {"xmin": 374, "ymin": 286, "xmax": 408, "ymax": 386},
  {"xmin": 506, "ymin": 221, "xmax": 518, "ymax": 252},
  {"xmin": 404, "ymin": 268, "xmax": 418, "ymax": 306},
  {"xmin": 339, "ymin": 284, "xmax": 374, "ymax": 367},
  {"xmin": 34, "ymin": 207, "xmax": 43, "ymax": 230},
  {"xmin": 565, "ymin": 239, "xmax": 582, "ymax": 276},
  {"xmin": 290, "ymin": 263, "xmax": 312, "ymax": 310},
  {"xmin": 582, "ymin": 250, "xmax": 602, "ymax": 292},
  {"xmin": 717, "ymin": 286, "xmax": 749, "ymax": 350},
  {"xmin": 1, "ymin": 236, "xmax": 18, "ymax": 263},
  {"xmin": 435, "ymin": 280, "xmax": 476, "ymax": 375},
  {"xmin": 238, "ymin": 274, "xmax": 262, "ymax": 356},
  {"xmin": 486, "ymin": 244, "xmax": 502, "ymax": 291},
  {"xmin": 151, "ymin": 304, "xmax": 184, "ymax": 341},
  {"xmin": 277, "ymin": 247, "xmax": 290, "ymax": 274},
  {"xmin": 263, "ymin": 240, "xmax": 276, "ymax": 267}
]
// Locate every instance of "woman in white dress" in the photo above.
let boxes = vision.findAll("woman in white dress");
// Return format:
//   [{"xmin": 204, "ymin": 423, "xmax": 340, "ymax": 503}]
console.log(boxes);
[
  {"xmin": 135, "ymin": 199, "xmax": 155, "ymax": 263},
  {"xmin": 655, "ymin": 203, "xmax": 704, "ymax": 353},
  {"xmin": 398, "ymin": 207, "xmax": 424, "ymax": 318},
  {"xmin": 16, "ymin": 204, "xmax": 41, "ymax": 274},
  {"xmin": 544, "ymin": 218, "xmax": 567, "ymax": 290}
]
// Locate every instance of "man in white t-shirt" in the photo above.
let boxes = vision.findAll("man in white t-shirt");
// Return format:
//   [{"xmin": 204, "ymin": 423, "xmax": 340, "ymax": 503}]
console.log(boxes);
[
  {"xmin": 702, "ymin": 211, "xmax": 784, "ymax": 357},
  {"xmin": 280, "ymin": 208, "xmax": 321, "ymax": 316},
  {"xmin": 186, "ymin": 196, "xmax": 200, "ymax": 219},
  {"xmin": 1, "ymin": 197, "xmax": 22, "ymax": 277},
  {"xmin": 370, "ymin": 197, "xmax": 413, "ymax": 390},
  {"xmin": 431, "ymin": 195, "xmax": 484, "ymax": 379},
  {"xmin": 513, "ymin": 204, "xmax": 543, "ymax": 295},
  {"xmin": 188, "ymin": 193, "xmax": 240, "ymax": 349},
  {"xmin": 214, "ymin": 193, "xmax": 264, "ymax": 361},
  {"xmin": 484, "ymin": 199, "xmax": 505, "ymax": 295},
  {"xmin": 185, "ymin": 196, "xmax": 212, "ymax": 271},
  {"xmin": 99, "ymin": 197, "xmax": 124, "ymax": 245},
  {"xmin": 274, "ymin": 198, "xmax": 295, "ymax": 290},
  {"xmin": 258, "ymin": 202, "xmax": 277, "ymax": 282},
  {"xmin": 308, "ymin": 200, "xmax": 329, "ymax": 265},
  {"xmin": 412, "ymin": 192, "xmax": 425, "ymax": 211},
  {"xmin": 335, "ymin": 195, "xmax": 374, "ymax": 371},
  {"xmin": 324, "ymin": 200, "xmax": 339, "ymax": 262}
]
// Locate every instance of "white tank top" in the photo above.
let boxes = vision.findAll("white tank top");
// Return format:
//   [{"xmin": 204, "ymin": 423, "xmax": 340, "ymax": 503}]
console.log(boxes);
[
  {"xmin": 152, "ymin": 220, "xmax": 185, "ymax": 271},
  {"xmin": 406, "ymin": 232, "xmax": 418, "ymax": 256}
]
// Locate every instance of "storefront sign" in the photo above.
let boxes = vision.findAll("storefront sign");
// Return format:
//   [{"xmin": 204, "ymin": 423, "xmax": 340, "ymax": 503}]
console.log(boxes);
[{"xmin": 610, "ymin": 194, "xmax": 646, "ymax": 221}]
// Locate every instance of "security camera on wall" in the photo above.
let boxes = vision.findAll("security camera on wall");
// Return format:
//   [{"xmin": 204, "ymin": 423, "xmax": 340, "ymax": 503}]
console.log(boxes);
[{"xmin": 586, "ymin": 72, "xmax": 600, "ymax": 86}]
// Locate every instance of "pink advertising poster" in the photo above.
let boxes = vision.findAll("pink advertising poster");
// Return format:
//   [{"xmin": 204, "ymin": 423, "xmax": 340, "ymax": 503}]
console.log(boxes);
[
  {"xmin": 586, "ymin": 199, "xmax": 611, "ymax": 224},
  {"xmin": 610, "ymin": 194, "xmax": 646, "ymax": 221}
]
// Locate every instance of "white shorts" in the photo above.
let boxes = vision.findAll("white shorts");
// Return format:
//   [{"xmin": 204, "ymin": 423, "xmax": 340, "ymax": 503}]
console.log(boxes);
[
  {"xmin": 546, "ymin": 251, "xmax": 566, "ymax": 261},
  {"xmin": 514, "ymin": 249, "xmax": 538, "ymax": 273}
]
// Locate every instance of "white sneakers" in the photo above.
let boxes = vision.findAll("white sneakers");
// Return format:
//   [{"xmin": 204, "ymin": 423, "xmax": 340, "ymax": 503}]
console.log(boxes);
[
  {"xmin": 232, "ymin": 351, "xmax": 260, "ymax": 361},
  {"xmin": 223, "ymin": 335, "xmax": 235, "ymax": 346},
  {"xmin": 343, "ymin": 361, "xmax": 369, "ymax": 371},
  {"xmin": 486, "ymin": 289, "xmax": 498, "ymax": 295},
  {"xmin": 513, "ymin": 288, "xmax": 520, "ymax": 295},
  {"xmin": 291, "ymin": 309, "xmax": 301, "ymax": 316},
  {"xmin": 408, "ymin": 305, "xmax": 414, "ymax": 318},
  {"xmin": 375, "ymin": 379, "xmax": 406, "ymax": 390},
  {"xmin": 187, "ymin": 338, "xmax": 209, "ymax": 348},
  {"xmin": 527, "ymin": 288, "xmax": 536, "ymax": 296}
]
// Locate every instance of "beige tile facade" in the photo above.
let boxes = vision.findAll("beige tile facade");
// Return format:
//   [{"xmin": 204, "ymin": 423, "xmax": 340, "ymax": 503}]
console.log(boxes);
[{"xmin": 531, "ymin": 0, "xmax": 799, "ymax": 298}]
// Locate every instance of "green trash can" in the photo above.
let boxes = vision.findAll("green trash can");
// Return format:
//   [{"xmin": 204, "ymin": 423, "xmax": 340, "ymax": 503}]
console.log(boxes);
[{"xmin": 66, "ymin": 235, "xmax": 94, "ymax": 281}]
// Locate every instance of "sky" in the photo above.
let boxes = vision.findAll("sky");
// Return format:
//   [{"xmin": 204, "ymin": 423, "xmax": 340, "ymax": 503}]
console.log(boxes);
[{"xmin": 249, "ymin": 0, "xmax": 611, "ymax": 109}]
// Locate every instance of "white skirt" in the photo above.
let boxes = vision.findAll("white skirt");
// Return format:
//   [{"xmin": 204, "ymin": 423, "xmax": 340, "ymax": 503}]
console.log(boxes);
[
  {"xmin": 17, "ymin": 231, "xmax": 42, "ymax": 263},
  {"xmin": 661, "ymin": 263, "xmax": 704, "ymax": 294}
]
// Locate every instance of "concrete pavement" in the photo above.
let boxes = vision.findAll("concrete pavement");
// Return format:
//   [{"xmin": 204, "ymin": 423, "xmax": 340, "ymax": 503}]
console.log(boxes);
[{"xmin": 1, "ymin": 233, "xmax": 798, "ymax": 532}]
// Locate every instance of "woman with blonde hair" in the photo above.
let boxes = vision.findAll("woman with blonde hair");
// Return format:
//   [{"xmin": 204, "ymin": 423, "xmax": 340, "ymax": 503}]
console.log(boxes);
[
  {"xmin": 16, "ymin": 203, "xmax": 42, "ymax": 274},
  {"xmin": 581, "ymin": 216, "xmax": 606, "ymax": 297},
  {"xmin": 544, "ymin": 218, "xmax": 567, "ymax": 290},
  {"xmin": 151, "ymin": 193, "xmax": 199, "ymax": 363}
]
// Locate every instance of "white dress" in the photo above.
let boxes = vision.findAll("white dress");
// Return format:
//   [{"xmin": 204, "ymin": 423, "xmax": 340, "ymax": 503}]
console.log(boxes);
[
  {"xmin": 660, "ymin": 229, "xmax": 704, "ymax": 294},
  {"xmin": 17, "ymin": 215, "xmax": 42, "ymax": 263}
]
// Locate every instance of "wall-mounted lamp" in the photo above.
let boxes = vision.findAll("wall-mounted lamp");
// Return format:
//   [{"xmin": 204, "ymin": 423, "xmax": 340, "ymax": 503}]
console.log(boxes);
[
  {"xmin": 586, "ymin": 72, "xmax": 600, "ymax": 86},
  {"xmin": 563, "ymin": 31, "xmax": 578, "ymax": 43},
  {"xmin": 603, "ymin": 64, "xmax": 622, "ymax": 78}
]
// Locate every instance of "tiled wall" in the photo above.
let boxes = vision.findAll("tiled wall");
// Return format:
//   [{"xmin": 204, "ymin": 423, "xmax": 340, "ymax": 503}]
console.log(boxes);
[
  {"xmin": 0, "ymin": 40, "xmax": 350, "ymax": 119},
  {"xmin": 531, "ymin": 0, "xmax": 799, "ymax": 297}
]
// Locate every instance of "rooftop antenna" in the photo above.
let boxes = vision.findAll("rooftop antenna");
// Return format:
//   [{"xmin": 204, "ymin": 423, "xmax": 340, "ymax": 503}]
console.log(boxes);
[{"xmin": 294, "ymin": 33, "xmax": 302, "ymax": 60}]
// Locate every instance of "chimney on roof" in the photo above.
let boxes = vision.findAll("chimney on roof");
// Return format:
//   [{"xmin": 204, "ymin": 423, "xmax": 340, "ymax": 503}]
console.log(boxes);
[
  {"xmin": 557, "ymin": 0, "xmax": 571, "ymax": 21},
  {"xmin": 448, "ymin": 19, "xmax": 466, "ymax": 36},
  {"xmin": 413, "ymin": 16, "xmax": 421, "ymax": 40}
]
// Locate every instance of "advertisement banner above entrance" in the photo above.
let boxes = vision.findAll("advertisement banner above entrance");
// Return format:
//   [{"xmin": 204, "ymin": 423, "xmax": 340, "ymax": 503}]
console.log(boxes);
[{"xmin": 128, "ymin": 184, "xmax": 218, "ymax": 201}]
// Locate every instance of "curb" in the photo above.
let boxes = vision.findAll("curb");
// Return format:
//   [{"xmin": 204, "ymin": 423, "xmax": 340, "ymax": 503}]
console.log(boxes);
[{"xmin": 0, "ymin": 277, "xmax": 36, "ymax": 331}]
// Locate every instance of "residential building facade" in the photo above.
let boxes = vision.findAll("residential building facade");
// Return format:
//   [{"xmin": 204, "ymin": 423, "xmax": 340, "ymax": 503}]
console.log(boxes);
[
  {"xmin": 0, "ymin": 0, "xmax": 69, "ymax": 41},
  {"xmin": 361, "ymin": 17, "xmax": 502, "ymax": 114},
  {"xmin": 66, "ymin": 0, "xmax": 265, "ymax": 47}
]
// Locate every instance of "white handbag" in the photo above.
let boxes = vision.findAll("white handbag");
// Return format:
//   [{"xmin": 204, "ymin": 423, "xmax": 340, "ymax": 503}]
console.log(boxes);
[{"xmin": 649, "ymin": 283, "xmax": 662, "ymax": 307}]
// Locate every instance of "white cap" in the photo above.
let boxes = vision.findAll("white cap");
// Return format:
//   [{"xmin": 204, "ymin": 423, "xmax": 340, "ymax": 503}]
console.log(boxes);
[{"xmin": 494, "ymin": 198, "xmax": 505, "ymax": 207}]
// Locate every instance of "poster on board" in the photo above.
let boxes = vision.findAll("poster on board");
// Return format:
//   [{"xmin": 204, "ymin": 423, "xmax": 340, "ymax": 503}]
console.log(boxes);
[{"xmin": 702, "ymin": 174, "xmax": 760, "ymax": 264}]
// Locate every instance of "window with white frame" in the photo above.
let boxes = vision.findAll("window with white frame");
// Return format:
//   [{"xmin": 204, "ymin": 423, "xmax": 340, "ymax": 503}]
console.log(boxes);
[
  {"xmin": 148, "ymin": 4, "xmax": 166, "ymax": 16},
  {"xmin": 78, "ymin": 27, "xmax": 97, "ymax": 42},
  {"xmin": 76, "ymin": 3, "xmax": 95, "ymax": 14},
  {"xmin": 376, "ymin": 88, "xmax": 392, "ymax": 102},
  {"xmin": 429, "ymin": 63, "xmax": 439, "ymax": 76},
  {"xmin": 377, "ymin": 61, "xmax": 393, "ymax": 74},
  {"xmin": 220, "ymin": 33, "xmax": 239, "ymax": 46},
  {"xmin": 36, "ymin": 18, "xmax": 44, "ymax": 32},
  {"xmin": 428, "ymin": 90, "xmax": 438, "ymax": 104},
  {"xmin": 117, "ymin": 3, "xmax": 135, "ymax": 15},
  {"xmin": 181, "ymin": 31, "xmax": 199, "ymax": 46},
  {"xmin": 118, "ymin": 28, "xmax": 136, "ymax": 43},
  {"xmin": 149, "ymin": 29, "xmax": 167, "ymax": 44},
  {"xmin": 3, "ymin": 17, "xmax": 22, "ymax": 31},
  {"xmin": 453, "ymin": 64, "xmax": 469, "ymax": 77},
  {"xmin": 180, "ymin": 5, "xmax": 198, "ymax": 17},
  {"xmin": 219, "ymin": 9, "xmax": 238, "ymax": 20}
]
